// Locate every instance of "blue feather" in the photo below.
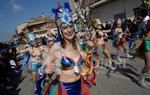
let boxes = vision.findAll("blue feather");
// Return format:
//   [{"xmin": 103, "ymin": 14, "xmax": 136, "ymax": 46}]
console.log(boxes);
[
  {"xmin": 51, "ymin": 8, "xmax": 59, "ymax": 14},
  {"xmin": 64, "ymin": 2, "xmax": 71, "ymax": 11}
]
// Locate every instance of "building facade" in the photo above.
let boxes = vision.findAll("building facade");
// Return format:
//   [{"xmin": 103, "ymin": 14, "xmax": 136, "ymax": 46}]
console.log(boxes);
[
  {"xmin": 16, "ymin": 15, "xmax": 57, "ymax": 38},
  {"xmin": 26, "ymin": 16, "xmax": 56, "ymax": 38},
  {"xmin": 68, "ymin": 0, "xmax": 143, "ymax": 23},
  {"xmin": 91, "ymin": 0, "xmax": 142, "ymax": 22}
]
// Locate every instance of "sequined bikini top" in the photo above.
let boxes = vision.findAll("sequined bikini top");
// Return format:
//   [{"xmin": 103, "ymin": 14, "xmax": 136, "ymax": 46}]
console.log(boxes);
[{"xmin": 60, "ymin": 55, "xmax": 83, "ymax": 69}]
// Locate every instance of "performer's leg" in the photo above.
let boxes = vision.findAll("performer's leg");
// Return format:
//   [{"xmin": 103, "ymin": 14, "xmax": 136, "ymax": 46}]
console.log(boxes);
[
  {"xmin": 32, "ymin": 72, "xmax": 37, "ymax": 84},
  {"xmin": 103, "ymin": 44, "xmax": 116, "ymax": 70},
  {"xmin": 122, "ymin": 41, "xmax": 133, "ymax": 58},
  {"xmin": 140, "ymin": 53, "xmax": 150, "ymax": 74},
  {"xmin": 122, "ymin": 42, "xmax": 126, "ymax": 54},
  {"xmin": 95, "ymin": 47, "xmax": 103, "ymax": 68},
  {"xmin": 103, "ymin": 44, "xmax": 112, "ymax": 63},
  {"xmin": 31, "ymin": 62, "xmax": 40, "ymax": 93},
  {"xmin": 138, "ymin": 52, "xmax": 150, "ymax": 87},
  {"xmin": 96, "ymin": 44, "xmax": 104, "ymax": 67},
  {"xmin": 116, "ymin": 46, "xmax": 120, "ymax": 56},
  {"xmin": 97, "ymin": 53, "xmax": 103, "ymax": 67}
]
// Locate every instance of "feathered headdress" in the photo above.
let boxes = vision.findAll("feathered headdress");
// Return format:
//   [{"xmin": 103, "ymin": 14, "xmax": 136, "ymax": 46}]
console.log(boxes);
[
  {"xmin": 51, "ymin": 2, "xmax": 73, "ymax": 39},
  {"xmin": 52, "ymin": 2, "xmax": 72, "ymax": 24}
]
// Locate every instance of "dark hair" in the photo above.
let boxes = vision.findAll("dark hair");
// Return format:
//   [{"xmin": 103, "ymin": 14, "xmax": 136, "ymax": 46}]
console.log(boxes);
[
  {"xmin": 146, "ymin": 20, "xmax": 150, "ymax": 32},
  {"xmin": 113, "ymin": 18, "xmax": 121, "ymax": 28}
]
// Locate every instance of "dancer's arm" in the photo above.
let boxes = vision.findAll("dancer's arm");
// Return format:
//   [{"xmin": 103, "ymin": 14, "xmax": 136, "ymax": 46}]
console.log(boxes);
[
  {"xmin": 134, "ymin": 39, "xmax": 143, "ymax": 50},
  {"xmin": 103, "ymin": 29, "xmax": 111, "ymax": 33},
  {"xmin": 45, "ymin": 43, "xmax": 60, "ymax": 75},
  {"xmin": 18, "ymin": 47, "xmax": 31, "ymax": 54}
]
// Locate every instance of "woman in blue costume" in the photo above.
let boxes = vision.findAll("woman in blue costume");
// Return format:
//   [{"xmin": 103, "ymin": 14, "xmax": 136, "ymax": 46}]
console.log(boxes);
[
  {"xmin": 42, "ymin": 2, "xmax": 96, "ymax": 95},
  {"xmin": 19, "ymin": 38, "xmax": 43, "ymax": 93},
  {"xmin": 134, "ymin": 18, "xmax": 150, "ymax": 88}
]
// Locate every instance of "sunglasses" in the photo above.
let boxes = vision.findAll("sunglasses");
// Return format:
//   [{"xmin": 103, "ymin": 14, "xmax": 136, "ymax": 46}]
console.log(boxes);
[{"xmin": 61, "ymin": 22, "xmax": 74, "ymax": 30}]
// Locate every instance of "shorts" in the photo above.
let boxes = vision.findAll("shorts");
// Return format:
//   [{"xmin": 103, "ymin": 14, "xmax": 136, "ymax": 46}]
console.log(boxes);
[{"xmin": 31, "ymin": 61, "xmax": 42, "ymax": 72}]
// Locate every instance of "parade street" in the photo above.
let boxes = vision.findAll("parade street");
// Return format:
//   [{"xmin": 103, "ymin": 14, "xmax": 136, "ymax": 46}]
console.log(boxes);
[{"xmin": 4, "ymin": 42, "xmax": 150, "ymax": 95}]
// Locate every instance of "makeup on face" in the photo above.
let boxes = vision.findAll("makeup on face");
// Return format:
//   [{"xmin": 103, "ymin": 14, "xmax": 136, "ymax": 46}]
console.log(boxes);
[{"xmin": 61, "ymin": 22, "xmax": 74, "ymax": 30}]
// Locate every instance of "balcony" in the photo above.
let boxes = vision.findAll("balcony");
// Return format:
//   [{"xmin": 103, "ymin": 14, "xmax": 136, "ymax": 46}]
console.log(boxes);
[
  {"xmin": 82, "ymin": 0, "xmax": 113, "ymax": 8},
  {"xmin": 32, "ymin": 26, "xmax": 48, "ymax": 33}
]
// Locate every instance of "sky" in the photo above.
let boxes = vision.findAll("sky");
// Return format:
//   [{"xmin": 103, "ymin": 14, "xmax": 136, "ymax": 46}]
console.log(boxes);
[{"xmin": 0, "ymin": 0, "xmax": 67, "ymax": 42}]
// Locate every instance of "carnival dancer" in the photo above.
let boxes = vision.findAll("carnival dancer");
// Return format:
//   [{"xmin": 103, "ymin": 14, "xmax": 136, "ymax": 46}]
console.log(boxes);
[
  {"xmin": 74, "ymin": 15, "xmax": 88, "ymax": 52},
  {"xmin": 39, "ymin": 2, "xmax": 96, "ymax": 95},
  {"xmin": 133, "ymin": 17, "xmax": 150, "ymax": 88},
  {"xmin": 112, "ymin": 18, "xmax": 133, "ymax": 64},
  {"xmin": 38, "ymin": 30, "xmax": 55, "ymax": 78},
  {"xmin": 19, "ymin": 38, "xmax": 43, "ymax": 93},
  {"xmin": 36, "ymin": 32, "xmax": 55, "ymax": 95},
  {"xmin": 92, "ymin": 19, "xmax": 115, "ymax": 70},
  {"xmin": 84, "ymin": 31, "xmax": 93, "ymax": 51}
]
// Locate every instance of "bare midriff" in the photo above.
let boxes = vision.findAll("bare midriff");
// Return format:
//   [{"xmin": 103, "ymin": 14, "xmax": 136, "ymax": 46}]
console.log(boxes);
[{"xmin": 59, "ymin": 69, "xmax": 80, "ymax": 83}]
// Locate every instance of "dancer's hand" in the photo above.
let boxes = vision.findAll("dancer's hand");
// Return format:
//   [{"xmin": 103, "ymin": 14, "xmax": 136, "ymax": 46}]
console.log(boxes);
[{"xmin": 45, "ymin": 63, "xmax": 56, "ymax": 74}]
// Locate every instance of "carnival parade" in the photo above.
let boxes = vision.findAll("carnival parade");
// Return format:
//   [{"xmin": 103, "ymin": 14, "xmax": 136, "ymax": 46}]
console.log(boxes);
[{"xmin": 0, "ymin": 0, "xmax": 150, "ymax": 95}]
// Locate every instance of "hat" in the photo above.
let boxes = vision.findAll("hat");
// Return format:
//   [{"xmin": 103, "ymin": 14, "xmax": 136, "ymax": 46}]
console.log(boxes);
[
  {"xmin": 92, "ymin": 19, "xmax": 102, "ymax": 29},
  {"xmin": 52, "ymin": 2, "xmax": 73, "ymax": 38}
]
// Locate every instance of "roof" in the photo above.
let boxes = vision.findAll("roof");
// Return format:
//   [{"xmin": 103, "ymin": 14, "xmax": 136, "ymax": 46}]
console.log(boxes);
[
  {"xmin": 82, "ymin": 0, "xmax": 98, "ymax": 7},
  {"xmin": 26, "ymin": 16, "xmax": 55, "ymax": 26},
  {"xmin": 16, "ymin": 23, "xmax": 28, "ymax": 34}
]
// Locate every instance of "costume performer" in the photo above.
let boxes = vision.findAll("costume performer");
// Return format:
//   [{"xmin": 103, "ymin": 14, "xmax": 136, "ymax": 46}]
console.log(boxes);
[
  {"xmin": 91, "ymin": 19, "xmax": 115, "ymax": 69},
  {"xmin": 132, "ymin": 16, "xmax": 150, "ymax": 88},
  {"xmin": 36, "ymin": 2, "xmax": 96, "ymax": 95},
  {"xmin": 19, "ymin": 34, "xmax": 43, "ymax": 93},
  {"xmin": 112, "ymin": 18, "xmax": 133, "ymax": 64}
]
